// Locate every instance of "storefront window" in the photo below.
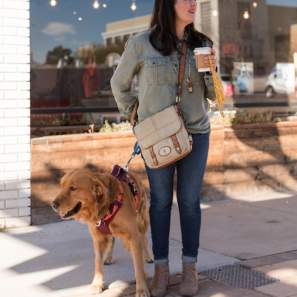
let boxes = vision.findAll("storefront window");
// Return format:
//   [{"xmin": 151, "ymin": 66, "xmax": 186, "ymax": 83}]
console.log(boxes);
[
  {"xmin": 204, "ymin": 0, "xmax": 297, "ymax": 106},
  {"xmin": 31, "ymin": 0, "xmax": 153, "ymax": 135},
  {"xmin": 31, "ymin": 0, "xmax": 297, "ymax": 136}
]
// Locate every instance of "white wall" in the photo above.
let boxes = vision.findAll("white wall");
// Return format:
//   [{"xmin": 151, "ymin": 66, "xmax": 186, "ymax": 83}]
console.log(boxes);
[{"xmin": 0, "ymin": 0, "xmax": 31, "ymax": 228}]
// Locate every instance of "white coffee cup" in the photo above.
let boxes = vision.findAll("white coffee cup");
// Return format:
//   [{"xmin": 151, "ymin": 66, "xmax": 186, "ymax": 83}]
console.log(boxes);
[{"xmin": 194, "ymin": 47, "xmax": 212, "ymax": 72}]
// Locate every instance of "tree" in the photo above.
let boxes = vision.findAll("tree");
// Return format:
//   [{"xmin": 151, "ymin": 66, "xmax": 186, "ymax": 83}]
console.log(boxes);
[
  {"xmin": 45, "ymin": 46, "xmax": 74, "ymax": 65},
  {"xmin": 94, "ymin": 43, "xmax": 125, "ymax": 65},
  {"xmin": 76, "ymin": 42, "xmax": 125, "ymax": 66}
]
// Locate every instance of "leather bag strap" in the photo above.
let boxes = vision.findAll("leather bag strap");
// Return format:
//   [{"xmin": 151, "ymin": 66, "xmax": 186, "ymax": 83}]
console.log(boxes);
[
  {"xmin": 176, "ymin": 40, "xmax": 188, "ymax": 102},
  {"xmin": 130, "ymin": 101, "xmax": 138, "ymax": 126}
]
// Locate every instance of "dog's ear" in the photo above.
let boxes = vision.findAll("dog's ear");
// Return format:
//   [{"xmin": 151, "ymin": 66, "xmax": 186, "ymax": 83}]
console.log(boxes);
[
  {"xmin": 60, "ymin": 169, "xmax": 76, "ymax": 186},
  {"xmin": 90, "ymin": 175, "xmax": 109, "ymax": 203}
]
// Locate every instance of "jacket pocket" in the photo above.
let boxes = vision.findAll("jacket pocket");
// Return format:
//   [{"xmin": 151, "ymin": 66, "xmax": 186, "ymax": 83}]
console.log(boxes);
[{"xmin": 144, "ymin": 56, "xmax": 175, "ymax": 85}]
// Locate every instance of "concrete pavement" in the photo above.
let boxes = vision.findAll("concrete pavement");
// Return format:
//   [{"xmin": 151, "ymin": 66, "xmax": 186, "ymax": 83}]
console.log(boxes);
[{"xmin": 1, "ymin": 189, "xmax": 297, "ymax": 297}]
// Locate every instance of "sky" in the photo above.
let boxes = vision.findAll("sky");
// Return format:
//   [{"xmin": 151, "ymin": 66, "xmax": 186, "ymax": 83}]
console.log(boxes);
[
  {"xmin": 267, "ymin": 0, "xmax": 297, "ymax": 7},
  {"xmin": 31, "ymin": 0, "xmax": 297, "ymax": 64},
  {"xmin": 31, "ymin": 0, "xmax": 154, "ymax": 63}
]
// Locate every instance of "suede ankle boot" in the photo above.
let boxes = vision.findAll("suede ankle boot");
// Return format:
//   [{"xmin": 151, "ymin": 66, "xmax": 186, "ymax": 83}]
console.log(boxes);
[
  {"xmin": 150, "ymin": 262, "xmax": 169, "ymax": 297},
  {"xmin": 179, "ymin": 262, "xmax": 199, "ymax": 296}
]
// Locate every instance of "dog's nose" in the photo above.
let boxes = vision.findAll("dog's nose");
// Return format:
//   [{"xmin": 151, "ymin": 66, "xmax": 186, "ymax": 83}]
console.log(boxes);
[{"xmin": 51, "ymin": 201, "xmax": 60, "ymax": 211}]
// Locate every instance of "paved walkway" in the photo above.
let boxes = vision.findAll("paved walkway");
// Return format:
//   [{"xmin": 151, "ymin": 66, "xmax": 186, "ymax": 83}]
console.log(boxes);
[{"xmin": 1, "ymin": 189, "xmax": 297, "ymax": 297}]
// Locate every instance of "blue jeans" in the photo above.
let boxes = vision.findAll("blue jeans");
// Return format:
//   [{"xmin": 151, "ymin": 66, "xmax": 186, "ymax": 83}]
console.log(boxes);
[{"xmin": 145, "ymin": 132, "xmax": 210, "ymax": 263}]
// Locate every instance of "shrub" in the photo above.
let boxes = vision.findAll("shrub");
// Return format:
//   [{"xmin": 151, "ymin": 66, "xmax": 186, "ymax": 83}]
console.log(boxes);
[{"xmin": 99, "ymin": 120, "xmax": 132, "ymax": 133}]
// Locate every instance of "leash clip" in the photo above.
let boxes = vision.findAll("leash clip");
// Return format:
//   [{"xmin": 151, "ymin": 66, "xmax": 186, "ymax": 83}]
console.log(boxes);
[{"xmin": 123, "ymin": 142, "xmax": 141, "ymax": 171}]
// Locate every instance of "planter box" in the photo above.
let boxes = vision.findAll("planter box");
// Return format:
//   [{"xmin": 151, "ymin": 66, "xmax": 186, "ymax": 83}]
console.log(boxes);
[
  {"xmin": 31, "ymin": 122, "xmax": 297, "ymax": 225},
  {"xmin": 223, "ymin": 121, "xmax": 297, "ymax": 194}
]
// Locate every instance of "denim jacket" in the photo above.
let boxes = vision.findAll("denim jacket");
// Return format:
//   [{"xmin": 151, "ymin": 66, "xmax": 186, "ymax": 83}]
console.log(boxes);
[{"xmin": 110, "ymin": 30, "xmax": 215, "ymax": 134}]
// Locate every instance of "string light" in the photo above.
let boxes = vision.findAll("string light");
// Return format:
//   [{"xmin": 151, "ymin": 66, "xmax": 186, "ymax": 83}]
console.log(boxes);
[
  {"xmin": 92, "ymin": 0, "xmax": 107, "ymax": 10},
  {"xmin": 243, "ymin": 10, "xmax": 250, "ymax": 19},
  {"xmin": 93, "ymin": 0, "xmax": 100, "ymax": 9},
  {"xmin": 131, "ymin": 0, "xmax": 137, "ymax": 11},
  {"xmin": 48, "ymin": 0, "xmax": 113, "ymax": 10},
  {"xmin": 49, "ymin": 0, "xmax": 58, "ymax": 7},
  {"xmin": 252, "ymin": 1, "xmax": 258, "ymax": 8}
]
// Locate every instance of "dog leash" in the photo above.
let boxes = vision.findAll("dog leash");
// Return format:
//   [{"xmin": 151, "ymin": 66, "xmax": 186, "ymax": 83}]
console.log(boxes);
[{"xmin": 123, "ymin": 142, "xmax": 141, "ymax": 171}]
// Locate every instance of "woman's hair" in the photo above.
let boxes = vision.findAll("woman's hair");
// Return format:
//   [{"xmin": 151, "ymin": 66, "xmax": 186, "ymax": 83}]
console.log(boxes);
[{"xmin": 149, "ymin": 0, "xmax": 213, "ymax": 56}]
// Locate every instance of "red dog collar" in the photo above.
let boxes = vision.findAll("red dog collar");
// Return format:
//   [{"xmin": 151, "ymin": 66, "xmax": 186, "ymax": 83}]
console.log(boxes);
[{"xmin": 96, "ymin": 185, "xmax": 124, "ymax": 235}]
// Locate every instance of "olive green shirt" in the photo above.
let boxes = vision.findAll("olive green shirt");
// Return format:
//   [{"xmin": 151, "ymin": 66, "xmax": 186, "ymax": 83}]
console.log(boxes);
[{"xmin": 110, "ymin": 30, "xmax": 216, "ymax": 134}]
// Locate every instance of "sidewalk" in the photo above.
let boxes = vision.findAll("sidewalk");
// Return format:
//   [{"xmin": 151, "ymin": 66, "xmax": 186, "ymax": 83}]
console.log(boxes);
[{"xmin": 1, "ymin": 189, "xmax": 297, "ymax": 297}]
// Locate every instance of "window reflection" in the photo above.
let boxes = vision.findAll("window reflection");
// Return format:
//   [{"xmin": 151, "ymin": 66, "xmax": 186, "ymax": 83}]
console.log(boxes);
[
  {"xmin": 31, "ymin": 1, "xmax": 150, "ymax": 109},
  {"xmin": 202, "ymin": 0, "xmax": 297, "ymax": 104},
  {"xmin": 31, "ymin": 0, "xmax": 297, "ymax": 136}
]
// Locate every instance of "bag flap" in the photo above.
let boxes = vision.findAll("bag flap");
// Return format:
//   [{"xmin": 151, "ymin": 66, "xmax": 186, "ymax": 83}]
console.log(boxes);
[{"xmin": 134, "ymin": 106, "xmax": 183, "ymax": 149}]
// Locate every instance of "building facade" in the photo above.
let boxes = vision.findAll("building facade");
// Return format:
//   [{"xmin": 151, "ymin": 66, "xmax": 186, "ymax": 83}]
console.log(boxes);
[
  {"xmin": 0, "ymin": 0, "xmax": 31, "ymax": 228},
  {"xmin": 102, "ymin": 15, "xmax": 151, "ymax": 46},
  {"xmin": 0, "ymin": 0, "xmax": 296, "ymax": 228},
  {"xmin": 195, "ymin": 0, "xmax": 297, "ymax": 75}
]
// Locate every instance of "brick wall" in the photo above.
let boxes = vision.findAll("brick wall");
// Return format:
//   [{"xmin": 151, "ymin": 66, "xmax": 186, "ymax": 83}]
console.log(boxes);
[{"xmin": 0, "ymin": 0, "xmax": 31, "ymax": 228}]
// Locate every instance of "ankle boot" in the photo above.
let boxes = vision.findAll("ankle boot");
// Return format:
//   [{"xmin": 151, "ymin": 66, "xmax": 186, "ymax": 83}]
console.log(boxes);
[
  {"xmin": 179, "ymin": 262, "xmax": 199, "ymax": 296},
  {"xmin": 150, "ymin": 262, "xmax": 169, "ymax": 297}
]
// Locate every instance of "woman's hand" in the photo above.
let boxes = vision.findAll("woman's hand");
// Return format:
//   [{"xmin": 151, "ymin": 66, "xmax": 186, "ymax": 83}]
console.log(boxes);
[{"xmin": 203, "ymin": 48, "xmax": 217, "ymax": 69}]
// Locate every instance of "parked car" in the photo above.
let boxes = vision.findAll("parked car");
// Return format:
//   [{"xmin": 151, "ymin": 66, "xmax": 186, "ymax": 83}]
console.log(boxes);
[{"xmin": 265, "ymin": 64, "xmax": 296, "ymax": 98}]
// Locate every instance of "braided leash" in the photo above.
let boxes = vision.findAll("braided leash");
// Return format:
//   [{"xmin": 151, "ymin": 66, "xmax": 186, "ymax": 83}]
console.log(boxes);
[{"xmin": 208, "ymin": 56, "xmax": 225, "ymax": 118}]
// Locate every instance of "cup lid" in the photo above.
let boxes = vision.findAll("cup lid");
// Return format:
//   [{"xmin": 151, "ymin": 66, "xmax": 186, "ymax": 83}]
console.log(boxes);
[{"xmin": 194, "ymin": 47, "xmax": 212, "ymax": 54}]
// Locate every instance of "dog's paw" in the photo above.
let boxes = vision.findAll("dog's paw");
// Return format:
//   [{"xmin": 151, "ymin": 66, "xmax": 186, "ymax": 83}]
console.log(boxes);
[
  {"xmin": 104, "ymin": 257, "xmax": 114, "ymax": 265},
  {"xmin": 144, "ymin": 257, "xmax": 154, "ymax": 264},
  {"xmin": 136, "ymin": 286, "xmax": 150, "ymax": 297},
  {"xmin": 90, "ymin": 283, "xmax": 104, "ymax": 295}
]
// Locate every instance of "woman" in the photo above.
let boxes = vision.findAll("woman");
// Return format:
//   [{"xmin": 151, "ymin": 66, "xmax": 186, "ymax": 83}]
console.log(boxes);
[{"xmin": 111, "ymin": 0, "xmax": 217, "ymax": 296}]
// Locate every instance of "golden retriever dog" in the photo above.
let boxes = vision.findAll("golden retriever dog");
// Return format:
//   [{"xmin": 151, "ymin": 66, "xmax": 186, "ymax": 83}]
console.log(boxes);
[{"xmin": 51, "ymin": 167, "xmax": 152, "ymax": 297}]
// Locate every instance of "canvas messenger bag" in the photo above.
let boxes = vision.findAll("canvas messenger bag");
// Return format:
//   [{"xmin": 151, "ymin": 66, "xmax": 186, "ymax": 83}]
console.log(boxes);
[{"xmin": 130, "ymin": 41, "xmax": 193, "ymax": 169}]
